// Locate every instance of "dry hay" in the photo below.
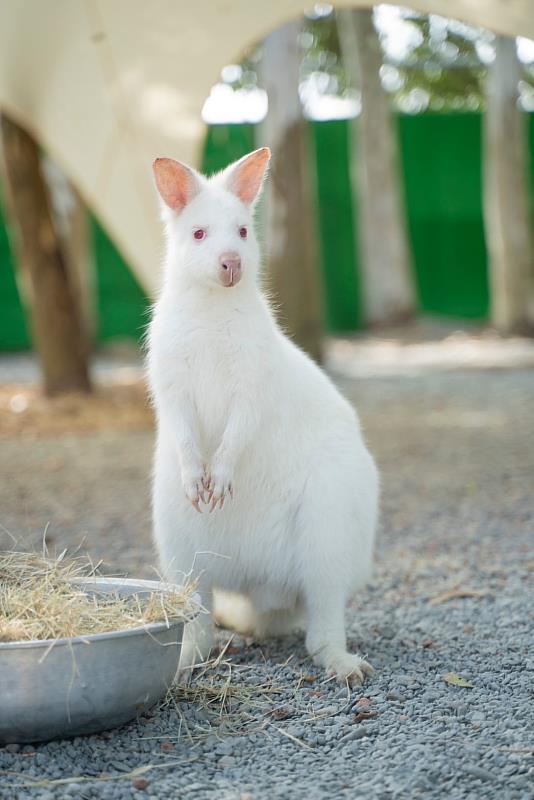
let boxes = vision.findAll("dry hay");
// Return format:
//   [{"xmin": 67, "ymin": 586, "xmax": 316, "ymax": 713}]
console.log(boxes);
[{"xmin": 0, "ymin": 550, "xmax": 198, "ymax": 643}]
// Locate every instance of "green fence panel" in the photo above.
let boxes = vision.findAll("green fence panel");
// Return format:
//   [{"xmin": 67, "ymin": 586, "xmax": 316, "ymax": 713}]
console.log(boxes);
[
  {"xmin": 528, "ymin": 113, "xmax": 534, "ymax": 213},
  {"xmin": 92, "ymin": 218, "xmax": 150, "ymax": 345},
  {"xmin": 0, "ymin": 209, "xmax": 30, "ymax": 350},
  {"xmin": 3, "ymin": 113, "xmax": 534, "ymax": 351},
  {"xmin": 202, "ymin": 124, "xmax": 255, "ymax": 174},
  {"xmin": 0, "ymin": 209, "xmax": 150, "ymax": 351},
  {"xmin": 311, "ymin": 120, "xmax": 361, "ymax": 331},
  {"xmin": 399, "ymin": 113, "xmax": 489, "ymax": 319}
]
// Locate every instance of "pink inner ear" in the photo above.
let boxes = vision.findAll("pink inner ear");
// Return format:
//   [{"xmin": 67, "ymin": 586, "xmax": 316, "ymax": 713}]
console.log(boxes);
[
  {"xmin": 230, "ymin": 147, "xmax": 270, "ymax": 205},
  {"xmin": 153, "ymin": 158, "xmax": 197, "ymax": 211}
]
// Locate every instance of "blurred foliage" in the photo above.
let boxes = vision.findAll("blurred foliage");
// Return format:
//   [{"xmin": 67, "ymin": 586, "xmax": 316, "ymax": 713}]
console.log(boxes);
[
  {"xmin": 219, "ymin": 5, "xmax": 534, "ymax": 115},
  {"xmin": 300, "ymin": 7, "xmax": 351, "ymax": 98},
  {"xmin": 382, "ymin": 14, "xmax": 489, "ymax": 112}
]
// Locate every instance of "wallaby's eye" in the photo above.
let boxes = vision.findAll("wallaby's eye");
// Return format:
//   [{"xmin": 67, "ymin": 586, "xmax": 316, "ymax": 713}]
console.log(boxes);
[
  {"xmin": 193, "ymin": 228, "xmax": 206, "ymax": 241},
  {"xmin": 239, "ymin": 226, "xmax": 248, "ymax": 240}
]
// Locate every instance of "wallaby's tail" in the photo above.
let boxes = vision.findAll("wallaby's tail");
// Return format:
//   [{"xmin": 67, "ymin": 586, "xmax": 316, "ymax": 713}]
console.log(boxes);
[
  {"xmin": 214, "ymin": 590, "xmax": 304, "ymax": 639},
  {"xmin": 213, "ymin": 590, "xmax": 258, "ymax": 635}
]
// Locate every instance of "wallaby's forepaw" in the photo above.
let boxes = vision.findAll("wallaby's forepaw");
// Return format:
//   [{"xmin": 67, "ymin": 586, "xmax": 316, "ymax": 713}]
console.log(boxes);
[
  {"xmin": 182, "ymin": 465, "xmax": 209, "ymax": 512},
  {"xmin": 326, "ymin": 653, "xmax": 374, "ymax": 686},
  {"xmin": 205, "ymin": 463, "xmax": 234, "ymax": 511}
]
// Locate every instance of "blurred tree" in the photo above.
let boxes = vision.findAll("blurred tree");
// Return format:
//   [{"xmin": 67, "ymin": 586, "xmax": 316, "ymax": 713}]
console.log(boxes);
[
  {"xmin": 43, "ymin": 156, "xmax": 96, "ymax": 348},
  {"xmin": 258, "ymin": 21, "xmax": 324, "ymax": 362},
  {"xmin": 483, "ymin": 36, "xmax": 534, "ymax": 333},
  {"xmin": 377, "ymin": 12, "xmax": 488, "ymax": 112},
  {"xmin": 219, "ymin": 9, "xmax": 534, "ymax": 333},
  {"xmin": 299, "ymin": 9, "xmax": 490, "ymax": 113},
  {"xmin": 224, "ymin": 11, "xmax": 534, "ymax": 116},
  {"xmin": 338, "ymin": 8, "xmax": 415, "ymax": 325},
  {"xmin": 0, "ymin": 115, "xmax": 91, "ymax": 394}
]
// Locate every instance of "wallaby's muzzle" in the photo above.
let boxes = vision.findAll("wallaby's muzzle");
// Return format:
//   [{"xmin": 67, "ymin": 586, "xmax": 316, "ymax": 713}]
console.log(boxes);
[{"xmin": 219, "ymin": 252, "xmax": 242, "ymax": 287}]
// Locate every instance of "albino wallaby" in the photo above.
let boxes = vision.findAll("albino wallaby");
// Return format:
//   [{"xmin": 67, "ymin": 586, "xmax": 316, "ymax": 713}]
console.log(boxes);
[{"xmin": 148, "ymin": 147, "xmax": 379, "ymax": 684}]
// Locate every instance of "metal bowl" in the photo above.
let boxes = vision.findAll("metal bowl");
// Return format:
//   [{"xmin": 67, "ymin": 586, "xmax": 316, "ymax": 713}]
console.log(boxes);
[{"xmin": 0, "ymin": 577, "xmax": 194, "ymax": 744}]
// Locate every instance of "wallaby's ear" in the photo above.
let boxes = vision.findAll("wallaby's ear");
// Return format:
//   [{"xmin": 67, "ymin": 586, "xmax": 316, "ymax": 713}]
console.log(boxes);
[
  {"xmin": 223, "ymin": 147, "xmax": 271, "ymax": 206},
  {"xmin": 153, "ymin": 158, "xmax": 202, "ymax": 212}
]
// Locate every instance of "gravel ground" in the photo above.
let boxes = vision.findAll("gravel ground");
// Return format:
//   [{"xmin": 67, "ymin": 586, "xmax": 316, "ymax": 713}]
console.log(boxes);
[{"xmin": 0, "ymin": 361, "xmax": 533, "ymax": 799}]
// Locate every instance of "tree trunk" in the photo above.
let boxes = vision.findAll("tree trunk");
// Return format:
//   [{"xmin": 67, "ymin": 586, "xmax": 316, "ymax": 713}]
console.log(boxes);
[
  {"xmin": 483, "ymin": 35, "xmax": 534, "ymax": 334},
  {"xmin": 43, "ymin": 155, "xmax": 96, "ymax": 348},
  {"xmin": 0, "ymin": 114, "xmax": 91, "ymax": 394},
  {"xmin": 259, "ymin": 21, "xmax": 324, "ymax": 363},
  {"xmin": 338, "ymin": 9, "xmax": 415, "ymax": 326}
]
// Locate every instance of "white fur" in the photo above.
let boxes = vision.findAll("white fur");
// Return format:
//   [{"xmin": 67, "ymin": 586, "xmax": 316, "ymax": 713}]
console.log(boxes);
[{"xmin": 147, "ymin": 153, "xmax": 379, "ymax": 684}]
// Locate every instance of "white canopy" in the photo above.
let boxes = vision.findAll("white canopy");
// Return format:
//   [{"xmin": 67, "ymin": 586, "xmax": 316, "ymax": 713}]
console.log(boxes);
[{"xmin": 1, "ymin": 0, "xmax": 532, "ymax": 292}]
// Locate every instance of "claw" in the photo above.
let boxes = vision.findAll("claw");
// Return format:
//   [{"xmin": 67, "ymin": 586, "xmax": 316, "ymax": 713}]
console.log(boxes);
[{"xmin": 191, "ymin": 498, "xmax": 202, "ymax": 513}]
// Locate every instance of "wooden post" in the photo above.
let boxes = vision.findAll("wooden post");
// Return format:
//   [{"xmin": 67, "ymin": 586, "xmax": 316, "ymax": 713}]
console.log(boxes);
[
  {"xmin": 43, "ymin": 155, "xmax": 96, "ymax": 349},
  {"xmin": 0, "ymin": 114, "xmax": 91, "ymax": 394},
  {"xmin": 338, "ymin": 9, "xmax": 416, "ymax": 326},
  {"xmin": 483, "ymin": 36, "xmax": 534, "ymax": 334},
  {"xmin": 259, "ymin": 21, "xmax": 324, "ymax": 363}
]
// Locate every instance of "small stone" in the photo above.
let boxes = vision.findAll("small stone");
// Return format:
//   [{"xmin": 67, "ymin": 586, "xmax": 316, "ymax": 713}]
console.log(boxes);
[
  {"xmin": 386, "ymin": 692, "xmax": 406, "ymax": 702},
  {"xmin": 396, "ymin": 675, "xmax": 418, "ymax": 686},
  {"xmin": 270, "ymin": 705, "xmax": 292, "ymax": 720},
  {"xmin": 219, "ymin": 755, "xmax": 236, "ymax": 768},
  {"xmin": 216, "ymin": 740, "xmax": 234, "ymax": 755},
  {"xmin": 286, "ymin": 725, "xmax": 305, "ymax": 738},
  {"xmin": 132, "ymin": 776, "xmax": 151, "ymax": 790},
  {"xmin": 463, "ymin": 765, "xmax": 498, "ymax": 782},
  {"xmin": 452, "ymin": 703, "xmax": 468, "ymax": 715},
  {"xmin": 319, "ymin": 705, "xmax": 339, "ymax": 716},
  {"xmin": 340, "ymin": 724, "xmax": 378, "ymax": 743},
  {"xmin": 160, "ymin": 741, "xmax": 174, "ymax": 752},
  {"xmin": 355, "ymin": 697, "xmax": 372, "ymax": 706},
  {"xmin": 4, "ymin": 743, "xmax": 20, "ymax": 753}
]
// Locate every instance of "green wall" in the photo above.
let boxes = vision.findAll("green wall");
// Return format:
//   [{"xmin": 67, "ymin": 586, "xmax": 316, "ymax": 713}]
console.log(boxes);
[
  {"xmin": 310, "ymin": 113, "xmax": 490, "ymax": 329},
  {"xmin": 312, "ymin": 120, "xmax": 361, "ymax": 330},
  {"xmin": 0, "ymin": 215, "xmax": 150, "ymax": 351},
  {"xmin": 92, "ymin": 219, "xmax": 150, "ymax": 344},
  {"xmin": 400, "ymin": 114, "xmax": 489, "ymax": 319},
  {"xmin": 1, "ymin": 113, "xmax": 532, "ymax": 350},
  {"xmin": 0, "ymin": 211, "xmax": 29, "ymax": 350},
  {"xmin": 203, "ymin": 123, "xmax": 255, "ymax": 174}
]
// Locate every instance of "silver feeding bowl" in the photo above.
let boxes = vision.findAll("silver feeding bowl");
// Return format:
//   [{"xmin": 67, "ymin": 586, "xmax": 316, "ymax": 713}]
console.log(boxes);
[{"xmin": 0, "ymin": 577, "xmax": 193, "ymax": 744}]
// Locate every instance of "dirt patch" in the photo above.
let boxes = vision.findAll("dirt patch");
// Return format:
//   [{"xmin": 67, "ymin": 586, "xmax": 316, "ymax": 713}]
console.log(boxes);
[{"xmin": 0, "ymin": 381, "xmax": 153, "ymax": 439}]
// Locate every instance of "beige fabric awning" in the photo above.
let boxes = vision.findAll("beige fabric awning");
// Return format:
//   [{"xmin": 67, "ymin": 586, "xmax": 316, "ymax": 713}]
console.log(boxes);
[{"xmin": 1, "ymin": 0, "xmax": 532, "ymax": 293}]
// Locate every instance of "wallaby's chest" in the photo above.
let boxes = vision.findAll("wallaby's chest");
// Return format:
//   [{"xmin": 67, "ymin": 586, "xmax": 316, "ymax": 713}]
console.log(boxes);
[{"xmin": 177, "ymin": 316, "xmax": 268, "ymax": 435}]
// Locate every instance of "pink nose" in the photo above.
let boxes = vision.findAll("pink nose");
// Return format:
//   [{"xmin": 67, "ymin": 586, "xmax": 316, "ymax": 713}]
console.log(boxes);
[{"xmin": 219, "ymin": 253, "xmax": 242, "ymax": 287}]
